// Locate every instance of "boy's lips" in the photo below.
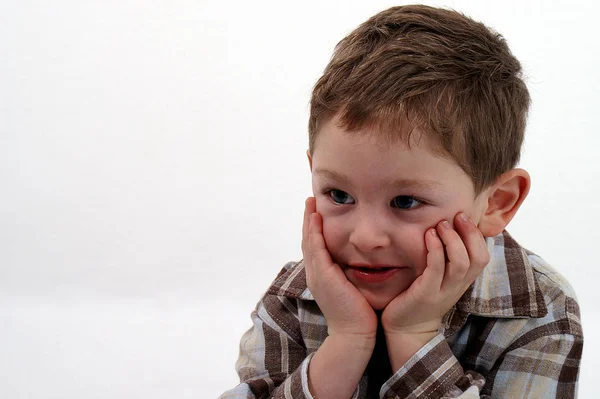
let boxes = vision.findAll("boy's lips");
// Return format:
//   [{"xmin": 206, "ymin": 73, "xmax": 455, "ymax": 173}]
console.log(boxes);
[
  {"xmin": 347, "ymin": 263, "xmax": 400, "ymax": 269},
  {"xmin": 345, "ymin": 264, "xmax": 405, "ymax": 283}
]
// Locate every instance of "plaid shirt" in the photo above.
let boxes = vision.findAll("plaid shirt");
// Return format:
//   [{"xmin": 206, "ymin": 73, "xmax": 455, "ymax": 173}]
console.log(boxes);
[{"xmin": 220, "ymin": 231, "xmax": 583, "ymax": 398}]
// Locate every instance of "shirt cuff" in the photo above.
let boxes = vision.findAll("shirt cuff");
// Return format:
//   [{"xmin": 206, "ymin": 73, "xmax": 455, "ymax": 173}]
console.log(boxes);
[
  {"xmin": 300, "ymin": 350, "xmax": 363, "ymax": 399},
  {"xmin": 381, "ymin": 333, "xmax": 465, "ymax": 398},
  {"xmin": 295, "ymin": 351, "xmax": 317, "ymax": 399}
]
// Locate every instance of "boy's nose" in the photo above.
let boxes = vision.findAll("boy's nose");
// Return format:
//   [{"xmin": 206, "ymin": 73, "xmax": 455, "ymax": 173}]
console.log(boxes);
[{"xmin": 348, "ymin": 217, "xmax": 391, "ymax": 252}]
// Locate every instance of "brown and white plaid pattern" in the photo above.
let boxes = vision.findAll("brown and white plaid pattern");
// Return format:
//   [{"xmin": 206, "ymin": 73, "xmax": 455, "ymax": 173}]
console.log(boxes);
[{"xmin": 220, "ymin": 231, "xmax": 583, "ymax": 398}]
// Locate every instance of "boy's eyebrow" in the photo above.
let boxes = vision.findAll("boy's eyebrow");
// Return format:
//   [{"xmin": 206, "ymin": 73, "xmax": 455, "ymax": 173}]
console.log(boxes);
[{"xmin": 313, "ymin": 168, "xmax": 443, "ymax": 191}]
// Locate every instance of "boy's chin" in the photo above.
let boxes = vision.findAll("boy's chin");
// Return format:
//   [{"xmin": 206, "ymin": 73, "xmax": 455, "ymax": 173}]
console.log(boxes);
[
  {"xmin": 355, "ymin": 284, "xmax": 409, "ymax": 311},
  {"xmin": 363, "ymin": 294, "xmax": 394, "ymax": 311}
]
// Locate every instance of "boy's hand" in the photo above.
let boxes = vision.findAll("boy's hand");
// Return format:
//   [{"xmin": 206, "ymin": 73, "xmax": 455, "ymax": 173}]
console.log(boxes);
[
  {"xmin": 302, "ymin": 197, "xmax": 378, "ymax": 343},
  {"xmin": 381, "ymin": 212, "xmax": 490, "ymax": 337}
]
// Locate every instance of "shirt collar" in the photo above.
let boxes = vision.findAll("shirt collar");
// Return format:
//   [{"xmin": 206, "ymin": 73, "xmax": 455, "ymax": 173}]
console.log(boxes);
[
  {"xmin": 268, "ymin": 259, "xmax": 314, "ymax": 300},
  {"xmin": 454, "ymin": 230, "xmax": 547, "ymax": 319},
  {"xmin": 268, "ymin": 230, "xmax": 547, "ymax": 320}
]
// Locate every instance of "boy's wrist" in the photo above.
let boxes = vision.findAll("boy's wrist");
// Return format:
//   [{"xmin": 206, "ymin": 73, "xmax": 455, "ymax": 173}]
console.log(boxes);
[
  {"xmin": 381, "ymin": 318, "xmax": 441, "ymax": 336},
  {"xmin": 326, "ymin": 330, "xmax": 377, "ymax": 352},
  {"xmin": 308, "ymin": 333, "xmax": 375, "ymax": 399},
  {"xmin": 384, "ymin": 330, "xmax": 439, "ymax": 372}
]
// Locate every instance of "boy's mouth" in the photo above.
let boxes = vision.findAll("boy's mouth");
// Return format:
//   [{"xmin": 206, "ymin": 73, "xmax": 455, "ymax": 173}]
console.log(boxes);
[
  {"xmin": 346, "ymin": 264, "xmax": 402, "ymax": 283},
  {"xmin": 347, "ymin": 263, "xmax": 398, "ymax": 271},
  {"xmin": 352, "ymin": 266, "xmax": 393, "ymax": 273}
]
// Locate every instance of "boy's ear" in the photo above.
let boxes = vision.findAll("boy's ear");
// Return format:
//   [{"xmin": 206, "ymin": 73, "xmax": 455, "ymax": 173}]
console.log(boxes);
[
  {"xmin": 306, "ymin": 150, "xmax": 313, "ymax": 171},
  {"xmin": 477, "ymin": 168, "xmax": 531, "ymax": 237}
]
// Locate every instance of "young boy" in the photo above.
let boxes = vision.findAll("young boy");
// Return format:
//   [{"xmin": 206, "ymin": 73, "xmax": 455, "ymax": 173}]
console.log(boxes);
[{"xmin": 220, "ymin": 5, "xmax": 582, "ymax": 398}]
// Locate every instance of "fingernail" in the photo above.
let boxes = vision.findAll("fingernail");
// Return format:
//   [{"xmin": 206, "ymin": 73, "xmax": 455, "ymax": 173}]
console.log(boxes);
[
  {"xmin": 441, "ymin": 220, "xmax": 450, "ymax": 229},
  {"xmin": 430, "ymin": 228, "xmax": 437, "ymax": 237},
  {"xmin": 459, "ymin": 213, "xmax": 469, "ymax": 223}
]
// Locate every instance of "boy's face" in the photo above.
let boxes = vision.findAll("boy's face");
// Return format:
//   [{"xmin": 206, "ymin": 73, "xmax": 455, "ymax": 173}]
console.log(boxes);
[{"xmin": 309, "ymin": 115, "xmax": 489, "ymax": 310}]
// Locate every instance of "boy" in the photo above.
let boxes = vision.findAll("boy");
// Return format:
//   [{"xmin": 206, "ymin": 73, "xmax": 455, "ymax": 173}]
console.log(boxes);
[{"xmin": 220, "ymin": 5, "xmax": 582, "ymax": 398}]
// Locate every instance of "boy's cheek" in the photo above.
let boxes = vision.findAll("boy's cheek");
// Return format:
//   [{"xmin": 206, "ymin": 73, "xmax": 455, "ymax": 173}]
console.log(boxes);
[{"xmin": 319, "ymin": 216, "xmax": 346, "ymax": 251}]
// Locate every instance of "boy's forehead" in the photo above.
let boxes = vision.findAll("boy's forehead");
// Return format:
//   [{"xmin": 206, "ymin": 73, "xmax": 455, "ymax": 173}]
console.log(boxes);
[
  {"xmin": 315, "ymin": 113, "xmax": 451, "ymax": 161},
  {"xmin": 312, "ymin": 114, "xmax": 475, "ymax": 195}
]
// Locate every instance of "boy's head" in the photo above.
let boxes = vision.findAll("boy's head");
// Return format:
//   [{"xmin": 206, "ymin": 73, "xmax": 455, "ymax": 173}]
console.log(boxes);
[
  {"xmin": 306, "ymin": 5, "xmax": 531, "ymax": 310},
  {"xmin": 308, "ymin": 5, "xmax": 530, "ymax": 195}
]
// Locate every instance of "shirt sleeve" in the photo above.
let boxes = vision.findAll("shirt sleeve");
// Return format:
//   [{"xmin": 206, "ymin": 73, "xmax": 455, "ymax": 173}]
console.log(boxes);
[
  {"xmin": 381, "ymin": 330, "xmax": 582, "ymax": 398},
  {"xmin": 219, "ymin": 294, "xmax": 316, "ymax": 399}
]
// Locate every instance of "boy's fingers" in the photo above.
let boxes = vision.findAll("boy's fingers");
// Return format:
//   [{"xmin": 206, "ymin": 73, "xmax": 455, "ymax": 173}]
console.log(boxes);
[
  {"xmin": 308, "ymin": 213, "xmax": 332, "ymax": 266},
  {"xmin": 302, "ymin": 198, "xmax": 318, "ymax": 285},
  {"xmin": 454, "ymin": 213, "xmax": 490, "ymax": 280},
  {"xmin": 302, "ymin": 197, "xmax": 316, "ymax": 255},
  {"xmin": 424, "ymin": 228, "xmax": 445, "ymax": 290},
  {"xmin": 436, "ymin": 220, "xmax": 470, "ymax": 284}
]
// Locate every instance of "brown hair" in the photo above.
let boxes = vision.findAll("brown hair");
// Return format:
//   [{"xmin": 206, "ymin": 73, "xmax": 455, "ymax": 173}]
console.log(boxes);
[{"xmin": 308, "ymin": 5, "xmax": 530, "ymax": 194}]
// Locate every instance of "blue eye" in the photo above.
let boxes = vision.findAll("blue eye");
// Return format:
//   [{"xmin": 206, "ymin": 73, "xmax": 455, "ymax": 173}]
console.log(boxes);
[
  {"xmin": 329, "ymin": 189, "xmax": 355, "ymax": 205},
  {"xmin": 391, "ymin": 196, "xmax": 421, "ymax": 209}
]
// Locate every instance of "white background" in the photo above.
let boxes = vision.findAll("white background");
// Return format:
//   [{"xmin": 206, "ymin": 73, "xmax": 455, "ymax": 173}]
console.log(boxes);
[{"xmin": 1, "ymin": 0, "xmax": 598, "ymax": 398}]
